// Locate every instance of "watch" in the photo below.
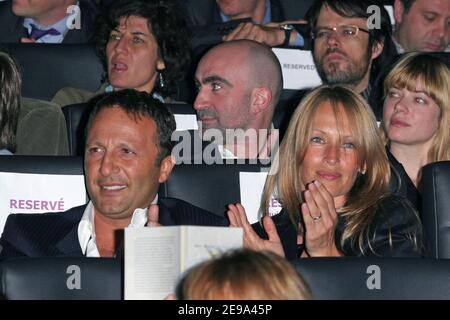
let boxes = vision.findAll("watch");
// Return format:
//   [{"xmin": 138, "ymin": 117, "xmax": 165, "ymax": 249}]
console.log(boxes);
[{"xmin": 280, "ymin": 24, "xmax": 294, "ymax": 47}]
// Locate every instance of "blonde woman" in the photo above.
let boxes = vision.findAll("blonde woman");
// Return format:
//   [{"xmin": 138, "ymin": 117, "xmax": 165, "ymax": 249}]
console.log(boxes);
[
  {"xmin": 177, "ymin": 249, "xmax": 312, "ymax": 300},
  {"xmin": 228, "ymin": 85, "xmax": 422, "ymax": 259},
  {"xmin": 383, "ymin": 52, "xmax": 450, "ymax": 210}
]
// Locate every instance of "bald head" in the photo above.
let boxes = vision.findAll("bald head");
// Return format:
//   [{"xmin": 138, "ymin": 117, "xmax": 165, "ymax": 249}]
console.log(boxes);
[
  {"xmin": 201, "ymin": 40, "xmax": 283, "ymax": 108},
  {"xmin": 194, "ymin": 39, "xmax": 282, "ymax": 137}
]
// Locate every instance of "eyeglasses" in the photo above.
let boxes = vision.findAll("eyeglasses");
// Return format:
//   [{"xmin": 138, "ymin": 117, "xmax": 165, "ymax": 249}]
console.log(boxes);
[{"xmin": 311, "ymin": 25, "xmax": 370, "ymax": 41}]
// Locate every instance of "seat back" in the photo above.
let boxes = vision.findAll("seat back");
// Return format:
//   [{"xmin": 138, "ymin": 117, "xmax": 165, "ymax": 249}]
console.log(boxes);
[
  {"xmin": 1, "ymin": 43, "xmax": 103, "ymax": 101},
  {"xmin": 0, "ymin": 257, "xmax": 121, "ymax": 300},
  {"xmin": 159, "ymin": 162, "xmax": 271, "ymax": 218},
  {"xmin": 293, "ymin": 257, "xmax": 450, "ymax": 299},
  {"xmin": 421, "ymin": 161, "xmax": 450, "ymax": 258},
  {"xmin": 0, "ymin": 156, "xmax": 86, "ymax": 232}
]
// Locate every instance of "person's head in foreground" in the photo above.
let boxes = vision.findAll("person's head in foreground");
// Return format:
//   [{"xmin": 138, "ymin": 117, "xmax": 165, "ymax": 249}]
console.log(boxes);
[{"xmin": 176, "ymin": 249, "xmax": 312, "ymax": 300}]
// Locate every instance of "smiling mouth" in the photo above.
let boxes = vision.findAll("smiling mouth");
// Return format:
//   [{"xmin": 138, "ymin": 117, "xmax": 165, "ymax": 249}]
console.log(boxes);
[
  {"xmin": 101, "ymin": 185, "xmax": 127, "ymax": 191},
  {"xmin": 317, "ymin": 171, "xmax": 341, "ymax": 180},
  {"xmin": 390, "ymin": 120, "xmax": 410, "ymax": 128}
]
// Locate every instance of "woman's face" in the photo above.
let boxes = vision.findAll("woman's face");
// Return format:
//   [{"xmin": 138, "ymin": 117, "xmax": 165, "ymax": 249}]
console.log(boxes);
[
  {"xmin": 106, "ymin": 15, "xmax": 165, "ymax": 93},
  {"xmin": 383, "ymin": 83, "xmax": 441, "ymax": 148},
  {"xmin": 299, "ymin": 102, "xmax": 362, "ymax": 208}
]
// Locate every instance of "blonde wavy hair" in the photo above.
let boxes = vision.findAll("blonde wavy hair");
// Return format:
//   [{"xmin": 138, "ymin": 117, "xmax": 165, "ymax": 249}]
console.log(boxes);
[
  {"xmin": 382, "ymin": 52, "xmax": 450, "ymax": 162},
  {"xmin": 261, "ymin": 85, "xmax": 391, "ymax": 253},
  {"xmin": 178, "ymin": 249, "xmax": 312, "ymax": 300}
]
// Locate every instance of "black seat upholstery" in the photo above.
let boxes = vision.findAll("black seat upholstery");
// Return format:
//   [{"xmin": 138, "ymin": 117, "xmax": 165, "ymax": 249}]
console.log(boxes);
[
  {"xmin": 0, "ymin": 43, "xmax": 103, "ymax": 101},
  {"xmin": 421, "ymin": 161, "xmax": 450, "ymax": 258},
  {"xmin": 0, "ymin": 257, "xmax": 121, "ymax": 300},
  {"xmin": 159, "ymin": 162, "xmax": 270, "ymax": 217},
  {"xmin": 62, "ymin": 102, "xmax": 93, "ymax": 156},
  {"xmin": 0, "ymin": 155, "xmax": 83, "ymax": 175},
  {"xmin": 293, "ymin": 257, "xmax": 450, "ymax": 299}
]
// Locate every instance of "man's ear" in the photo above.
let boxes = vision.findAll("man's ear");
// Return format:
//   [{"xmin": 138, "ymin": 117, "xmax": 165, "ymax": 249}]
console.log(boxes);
[
  {"xmin": 250, "ymin": 87, "xmax": 272, "ymax": 115},
  {"xmin": 393, "ymin": 0, "xmax": 405, "ymax": 24},
  {"xmin": 371, "ymin": 40, "xmax": 384, "ymax": 60},
  {"xmin": 158, "ymin": 155, "xmax": 175, "ymax": 183}
]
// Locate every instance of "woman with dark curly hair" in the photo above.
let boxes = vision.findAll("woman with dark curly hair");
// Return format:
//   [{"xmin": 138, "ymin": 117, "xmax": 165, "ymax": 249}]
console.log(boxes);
[
  {"xmin": 0, "ymin": 51, "xmax": 21, "ymax": 155},
  {"xmin": 52, "ymin": 0, "xmax": 190, "ymax": 106}
]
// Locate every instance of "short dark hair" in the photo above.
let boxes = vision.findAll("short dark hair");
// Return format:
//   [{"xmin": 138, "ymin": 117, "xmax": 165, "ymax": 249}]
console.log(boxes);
[
  {"xmin": 86, "ymin": 89, "xmax": 176, "ymax": 165},
  {"xmin": 400, "ymin": 0, "xmax": 416, "ymax": 13},
  {"xmin": 0, "ymin": 51, "xmax": 21, "ymax": 153},
  {"xmin": 95, "ymin": 0, "xmax": 191, "ymax": 98},
  {"xmin": 306, "ymin": 0, "xmax": 394, "ymax": 77}
]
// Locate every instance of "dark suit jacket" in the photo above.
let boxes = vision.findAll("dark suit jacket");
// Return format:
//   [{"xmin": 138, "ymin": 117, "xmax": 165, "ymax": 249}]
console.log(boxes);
[
  {"xmin": 253, "ymin": 195, "xmax": 423, "ymax": 260},
  {"xmin": 180, "ymin": 0, "xmax": 313, "ymax": 53},
  {"xmin": 0, "ymin": 197, "xmax": 229, "ymax": 261},
  {"xmin": 0, "ymin": 0, "xmax": 99, "ymax": 43}
]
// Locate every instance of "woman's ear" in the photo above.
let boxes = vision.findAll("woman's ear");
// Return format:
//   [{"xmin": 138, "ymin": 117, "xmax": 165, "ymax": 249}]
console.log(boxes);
[{"xmin": 156, "ymin": 57, "xmax": 166, "ymax": 71}]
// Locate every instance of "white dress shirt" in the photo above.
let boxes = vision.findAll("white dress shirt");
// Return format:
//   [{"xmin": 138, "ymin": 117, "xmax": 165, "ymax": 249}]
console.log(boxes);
[{"xmin": 78, "ymin": 195, "xmax": 158, "ymax": 257}]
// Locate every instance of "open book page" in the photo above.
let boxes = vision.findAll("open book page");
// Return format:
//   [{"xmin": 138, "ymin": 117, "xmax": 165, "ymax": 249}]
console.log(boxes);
[
  {"xmin": 181, "ymin": 226, "xmax": 243, "ymax": 271},
  {"xmin": 124, "ymin": 226, "xmax": 243, "ymax": 300},
  {"xmin": 124, "ymin": 227, "xmax": 181, "ymax": 300}
]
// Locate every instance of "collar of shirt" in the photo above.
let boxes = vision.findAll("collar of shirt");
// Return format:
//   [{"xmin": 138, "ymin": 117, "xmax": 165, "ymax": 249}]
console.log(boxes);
[
  {"xmin": 23, "ymin": 2, "xmax": 79, "ymax": 43},
  {"xmin": 361, "ymin": 85, "xmax": 371, "ymax": 102},
  {"xmin": 0, "ymin": 149, "xmax": 13, "ymax": 155},
  {"xmin": 220, "ymin": 0, "xmax": 271, "ymax": 24},
  {"xmin": 78, "ymin": 195, "xmax": 158, "ymax": 257},
  {"xmin": 391, "ymin": 35, "xmax": 405, "ymax": 54},
  {"xmin": 216, "ymin": 123, "xmax": 275, "ymax": 159},
  {"xmin": 105, "ymin": 84, "xmax": 165, "ymax": 103}
]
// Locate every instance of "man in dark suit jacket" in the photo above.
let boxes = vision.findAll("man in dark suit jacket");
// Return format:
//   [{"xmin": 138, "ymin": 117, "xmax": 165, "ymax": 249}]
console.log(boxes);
[
  {"xmin": 0, "ymin": 89, "xmax": 229, "ymax": 260},
  {"xmin": 179, "ymin": 0, "xmax": 313, "ymax": 52},
  {"xmin": 0, "ymin": 0, "xmax": 99, "ymax": 43}
]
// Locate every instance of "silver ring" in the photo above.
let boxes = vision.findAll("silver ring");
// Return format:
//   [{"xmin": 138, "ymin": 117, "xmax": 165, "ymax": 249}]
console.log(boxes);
[{"xmin": 311, "ymin": 215, "xmax": 322, "ymax": 221}]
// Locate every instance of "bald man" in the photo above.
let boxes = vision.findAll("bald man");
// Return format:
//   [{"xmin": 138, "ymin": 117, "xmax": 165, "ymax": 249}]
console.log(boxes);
[{"xmin": 193, "ymin": 39, "xmax": 282, "ymax": 159}]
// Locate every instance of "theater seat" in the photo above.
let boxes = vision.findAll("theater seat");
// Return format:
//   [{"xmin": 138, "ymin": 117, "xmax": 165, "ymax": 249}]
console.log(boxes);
[
  {"xmin": 421, "ymin": 161, "xmax": 450, "ymax": 258},
  {"xmin": 293, "ymin": 257, "xmax": 450, "ymax": 299},
  {"xmin": 0, "ymin": 155, "xmax": 86, "ymax": 233},
  {"xmin": 159, "ymin": 162, "xmax": 271, "ymax": 218},
  {"xmin": 0, "ymin": 257, "xmax": 121, "ymax": 300},
  {"xmin": 1, "ymin": 43, "xmax": 103, "ymax": 101}
]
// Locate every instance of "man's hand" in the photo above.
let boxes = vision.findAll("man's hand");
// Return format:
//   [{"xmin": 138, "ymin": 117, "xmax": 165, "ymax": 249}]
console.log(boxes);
[
  {"xmin": 223, "ymin": 22, "xmax": 285, "ymax": 46},
  {"xmin": 147, "ymin": 204, "xmax": 161, "ymax": 227},
  {"xmin": 20, "ymin": 37, "xmax": 36, "ymax": 43}
]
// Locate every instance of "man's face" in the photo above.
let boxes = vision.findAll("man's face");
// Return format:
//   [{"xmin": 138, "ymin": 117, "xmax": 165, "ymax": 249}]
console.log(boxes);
[
  {"xmin": 85, "ymin": 107, "xmax": 173, "ymax": 220},
  {"xmin": 194, "ymin": 47, "xmax": 253, "ymax": 135},
  {"xmin": 313, "ymin": 5, "xmax": 380, "ymax": 92},
  {"xmin": 106, "ymin": 16, "xmax": 165, "ymax": 93},
  {"xmin": 395, "ymin": 0, "xmax": 450, "ymax": 52},
  {"xmin": 12, "ymin": 0, "xmax": 72, "ymax": 24},
  {"xmin": 216, "ymin": 0, "xmax": 261, "ymax": 19}
]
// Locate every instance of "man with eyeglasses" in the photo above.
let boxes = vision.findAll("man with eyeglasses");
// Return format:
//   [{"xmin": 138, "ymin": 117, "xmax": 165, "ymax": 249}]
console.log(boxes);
[{"xmin": 307, "ymin": 0, "xmax": 395, "ymax": 119}]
